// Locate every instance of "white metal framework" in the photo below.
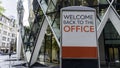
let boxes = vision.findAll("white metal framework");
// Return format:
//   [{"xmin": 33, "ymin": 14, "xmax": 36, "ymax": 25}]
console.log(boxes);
[{"xmin": 17, "ymin": 0, "xmax": 120, "ymax": 67}]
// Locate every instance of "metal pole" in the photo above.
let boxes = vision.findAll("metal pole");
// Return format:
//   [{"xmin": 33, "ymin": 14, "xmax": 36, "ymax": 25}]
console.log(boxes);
[
  {"xmin": 50, "ymin": 33, "xmax": 52, "ymax": 63},
  {"xmin": 44, "ymin": 34, "xmax": 46, "ymax": 62}
]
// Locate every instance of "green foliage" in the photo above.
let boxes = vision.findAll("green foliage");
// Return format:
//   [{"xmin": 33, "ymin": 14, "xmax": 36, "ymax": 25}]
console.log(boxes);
[
  {"xmin": 24, "ymin": 26, "xmax": 30, "ymax": 34},
  {"xmin": 45, "ymin": 35, "xmax": 59, "ymax": 51},
  {"xmin": 52, "ymin": 37, "xmax": 59, "ymax": 50},
  {"xmin": 0, "ymin": 1, "xmax": 5, "ymax": 13}
]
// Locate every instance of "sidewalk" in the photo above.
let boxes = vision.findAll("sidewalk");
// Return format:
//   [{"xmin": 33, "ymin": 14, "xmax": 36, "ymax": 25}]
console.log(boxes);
[
  {"xmin": 0, "ymin": 54, "xmax": 27, "ymax": 68},
  {"xmin": 0, "ymin": 54, "xmax": 59, "ymax": 68}
]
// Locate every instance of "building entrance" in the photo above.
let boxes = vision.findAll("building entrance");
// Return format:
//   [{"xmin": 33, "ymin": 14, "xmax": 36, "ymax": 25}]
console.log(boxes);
[
  {"xmin": 105, "ymin": 45, "xmax": 120, "ymax": 63},
  {"xmin": 103, "ymin": 45, "xmax": 120, "ymax": 68},
  {"xmin": 100, "ymin": 21, "xmax": 120, "ymax": 68}
]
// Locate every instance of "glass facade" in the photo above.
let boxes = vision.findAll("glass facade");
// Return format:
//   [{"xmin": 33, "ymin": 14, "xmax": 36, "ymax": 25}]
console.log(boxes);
[
  {"xmin": 103, "ymin": 21, "xmax": 120, "ymax": 64},
  {"xmin": 23, "ymin": 2, "xmax": 46, "ymax": 62},
  {"xmin": 19, "ymin": 0, "xmax": 120, "ymax": 67}
]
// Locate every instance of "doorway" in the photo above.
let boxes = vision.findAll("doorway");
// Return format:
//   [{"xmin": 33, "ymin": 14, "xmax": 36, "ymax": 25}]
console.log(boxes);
[
  {"xmin": 105, "ymin": 45, "xmax": 120, "ymax": 64},
  {"xmin": 99, "ymin": 21, "xmax": 120, "ymax": 68},
  {"xmin": 102, "ymin": 45, "xmax": 120, "ymax": 68}
]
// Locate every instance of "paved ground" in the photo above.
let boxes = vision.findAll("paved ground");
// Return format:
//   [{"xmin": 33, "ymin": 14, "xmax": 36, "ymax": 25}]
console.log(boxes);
[
  {"xmin": 0, "ymin": 54, "xmax": 59, "ymax": 68},
  {"xmin": 0, "ymin": 54, "xmax": 27, "ymax": 68},
  {"xmin": 1, "ymin": 54, "xmax": 120, "ymax": 68}
]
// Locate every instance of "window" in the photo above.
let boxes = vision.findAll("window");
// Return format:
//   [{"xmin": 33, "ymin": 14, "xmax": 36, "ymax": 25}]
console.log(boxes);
[
  {"xmin": 2, "ymin": 36, "xmax": 6, "ymax": 41},
  {"xmin": 7, "ymin": 38, "xmax": 10, "ymax": 41},
  {"xmin": 11, "ymin": 39, "xmax": 14, "ymax": 42},
  {"xmin": 7, "ymin": 43, "xmax": 9, "ymax": 46},
  {"xmin": 8, "ymin": 33, "xmax": 10, "ymax": 36},
  {"xmin": 2, "ymin": 17, "xmax": 7, "ymax": 23},
  {"xmin": 3, "ymin": 31, "xmax": 7, "ymax": 35},
  {"xmin": 12, "ymin": 33, "xmax": 15, "ymax": 37},
  {"xmin": 0, "ymin": 16, "xmax": 2, "ymax": 21},
  {"xmin": 4, "ymin": 25, "xmax": 8, "ymax": 30},
  {"xmin": 4, "ymin": 19, "xmax": 6, "ymax": 23},
  {"xmin": 2, "ymin": 42, "xmax": 5, "ymax": 46}
]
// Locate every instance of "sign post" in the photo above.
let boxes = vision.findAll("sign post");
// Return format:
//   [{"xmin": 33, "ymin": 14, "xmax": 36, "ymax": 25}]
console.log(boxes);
[{"xmin": 61, "ymin": 6, "xmax": 99, "ymax": 68}]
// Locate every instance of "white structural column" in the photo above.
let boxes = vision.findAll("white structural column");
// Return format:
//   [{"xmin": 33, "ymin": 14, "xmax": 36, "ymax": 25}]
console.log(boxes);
[
  {"xmin": 97, "ymin": 7, "xmax": 110, "ymax": 38},
  {"xmin": 30, "ymin": 18, "xmax": 48, "ymax": 66},
  {"xmin": 97, "ymin": 0, "xmax": 113, "ymax": 38},
  {"xmin": 16, "ymin": 31, "xmax": 23, "ymax": 60},
  {"xmin": 97, "ymin": 0, "xmax": 120, "ymax": 38},
  {"xmin": 29, "ymin": 0, "xmax": 60, "ymax": 66},
  {"xmin": 37, "ymin": 0, "xmax": 60, "ymax": 47},
  {"xmin": 109, "ymin": 8, "xmax": 120, "ymax": 36},
  {"xmin": 29, "ymin": 0, "xmax": 120, "ymax": 66},
  {"xmin": 40, "ymin": 0, "xmax": 48, "ymax": 12},
  {"xmin": 17, "ymin": 29, "xmax": 27, "ymax": 64}
]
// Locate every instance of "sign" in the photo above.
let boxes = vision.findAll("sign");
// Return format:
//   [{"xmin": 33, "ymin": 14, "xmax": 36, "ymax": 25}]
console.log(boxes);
[
  {"xmin": 62, "ymin": 11, "xmax": 97, "ymax": 47},
  {"xmin": 61, "ymin": 6, "xmax": 99, "ymax": 68}
]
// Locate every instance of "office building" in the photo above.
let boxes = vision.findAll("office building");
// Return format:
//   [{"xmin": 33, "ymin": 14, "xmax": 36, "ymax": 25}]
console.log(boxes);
[
  {"xmin": 0, "ymin": 14, "xmax": 17, "ymax": 54},
  {"xmin": 17, "ymin": 0, "xmax": 120, "ymax": 68}
]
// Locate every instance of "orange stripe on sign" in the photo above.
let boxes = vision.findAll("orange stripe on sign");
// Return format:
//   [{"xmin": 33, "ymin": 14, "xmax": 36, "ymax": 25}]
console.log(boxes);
[{"xmin": 62, "ymin": 46, "xmax": 98, "ymax": 58}]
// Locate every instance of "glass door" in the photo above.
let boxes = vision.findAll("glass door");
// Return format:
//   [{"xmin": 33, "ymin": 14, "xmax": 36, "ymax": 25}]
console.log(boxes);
[
  {"xmin": 105, "ymin": 44, "xmax": 120, "ymax": 64},
  {"xmin": 108, "ymin": 47, "xmax": 119, "ymax": 63}
]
